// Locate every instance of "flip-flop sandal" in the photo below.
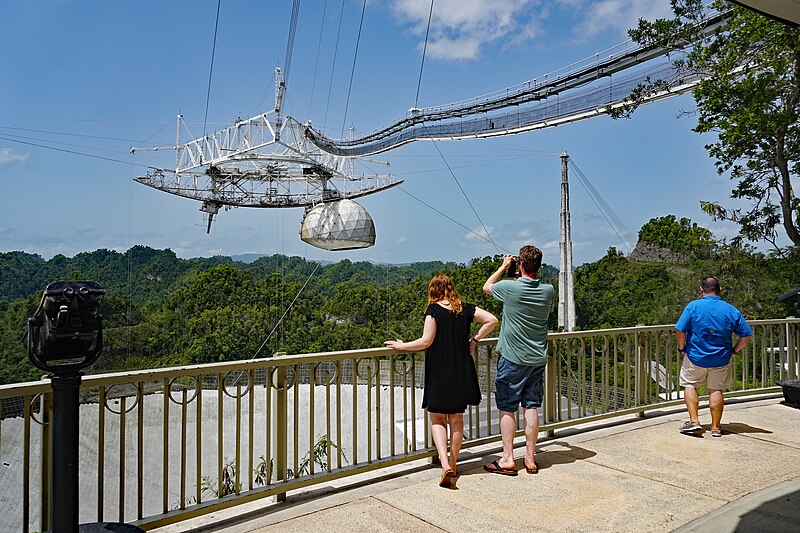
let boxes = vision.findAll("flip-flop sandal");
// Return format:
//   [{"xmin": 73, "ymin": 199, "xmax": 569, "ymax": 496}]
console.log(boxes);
[
  {"xmin": 439, "ymin": 469, "xmax": 456, "ymax": 487},
  {"xmin": 525, "ymin": 460, "xmax": 540, "ymax": 474},
  {"xmin": 483, "ymin": 460, "xmax": 518, "ymax": 476}
]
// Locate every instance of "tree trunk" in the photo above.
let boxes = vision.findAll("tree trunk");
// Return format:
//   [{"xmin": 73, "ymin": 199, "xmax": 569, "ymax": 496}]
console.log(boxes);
[{"xmin": 777, "ymin": 159, "xmax": 800, "ymax": 246}]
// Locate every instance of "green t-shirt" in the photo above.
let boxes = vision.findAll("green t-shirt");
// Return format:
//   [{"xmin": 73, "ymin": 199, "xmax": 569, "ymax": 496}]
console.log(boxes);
[{"xmin": 491, "ymin": 277, "xmax": 554, "ymax": 366}]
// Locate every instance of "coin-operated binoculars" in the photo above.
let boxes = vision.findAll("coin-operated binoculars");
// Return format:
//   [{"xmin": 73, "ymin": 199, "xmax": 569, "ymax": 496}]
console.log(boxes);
[
  {"xmin": 778, "ymin": 287, "xmax": 800, "ymax": 313},
  {"xmin": 27, "ymin": 280, "xmax": 105, "ymax": 373},
  {"xmin": 25, "ymin": 281, "xmax": 136, "ymax": 533}
]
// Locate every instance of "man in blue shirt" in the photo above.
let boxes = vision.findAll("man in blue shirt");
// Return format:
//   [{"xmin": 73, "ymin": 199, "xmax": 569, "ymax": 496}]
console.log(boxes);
[
  {"xmin": 481, "ymin": 245, "xmax": 554, "ymax": 475},
  {"xmin": 675, "ymin": 277, "xmax": 752, "ymax": 437}
]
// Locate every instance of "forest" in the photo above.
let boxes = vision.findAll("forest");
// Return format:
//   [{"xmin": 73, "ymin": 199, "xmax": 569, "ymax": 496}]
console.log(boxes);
[{"xmin": 0, "ymin": 215, "xmax": 797, "ymax": 385}]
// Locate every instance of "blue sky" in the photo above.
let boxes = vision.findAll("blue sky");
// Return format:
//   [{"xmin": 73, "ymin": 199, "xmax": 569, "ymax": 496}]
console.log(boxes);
[{"xmin": 0, "ymin": 0, "xmax": 749, "ymax": 267}]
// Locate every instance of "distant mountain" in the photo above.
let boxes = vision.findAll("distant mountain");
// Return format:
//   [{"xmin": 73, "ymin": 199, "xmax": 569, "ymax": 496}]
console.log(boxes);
[
  {"xmin": 0, "ymin": 248, "xmax": 464, "ymax": 304},
  {"xmin": 231, "ymin": 253, "xmax": 322, "ymax": 264},
  {"xmin": 230, "ymin": 253, "xmax": 264, "ymax": 263},
  {"xmin": 0, "ymin": 246, "xmax": 234, "ymax": 305}
]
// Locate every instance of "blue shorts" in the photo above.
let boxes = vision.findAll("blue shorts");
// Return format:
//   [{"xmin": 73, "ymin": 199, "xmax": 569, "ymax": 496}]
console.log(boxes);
[{"xmin": 495, "ymin": 356, "xmax": 545, "ymax": 411}]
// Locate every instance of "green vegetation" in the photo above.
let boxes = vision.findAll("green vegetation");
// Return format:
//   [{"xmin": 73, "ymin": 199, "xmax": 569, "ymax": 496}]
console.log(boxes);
[
  {"xmin": 200, "ymin": 434, "xmax": 345, "ymax": 500},
  {"xmin": 0, "ymin": 216, "xmax": 798, "ymax": 385},
  {"xmin": 615, "ymin": 0, "xmax": 800, "ymax": 251},
  {"xmin": 637, "ymin": 215, "xmax": 714, "ymax": 257}
]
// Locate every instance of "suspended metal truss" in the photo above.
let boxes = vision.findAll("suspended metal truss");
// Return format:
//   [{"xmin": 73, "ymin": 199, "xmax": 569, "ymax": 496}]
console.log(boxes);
[
  {"xmin": 132, "ymin": 9, "xmax": 728, "ymax": 236},
  {"xmin": 132, "ymin": 69, "xmax": 402, "ymax": 231},
  {"xmin": 303, "ymin": 11, "xmax": 730, "ymax": 157}
]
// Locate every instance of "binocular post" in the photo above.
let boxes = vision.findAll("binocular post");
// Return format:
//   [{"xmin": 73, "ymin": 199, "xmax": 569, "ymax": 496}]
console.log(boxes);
[
  {"xmin": 26, "ymin": 281, "xmax": 143, "ymax": 532},
  {"xmin": 51, "ymin": 371, "xmax": 82, "ymax": 532}
]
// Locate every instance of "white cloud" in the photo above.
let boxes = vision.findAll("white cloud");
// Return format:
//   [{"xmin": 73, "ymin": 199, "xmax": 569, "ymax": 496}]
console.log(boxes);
[
  {"xmin": 426, "ymin": 37, "xmax": 482, "ymax": 61},
  {"xmin": 464, "ymin": 224, "xmax": 495, "ymax": 242},
  {"xmin": 396, "ymin": 235, "xmax": 408, "ymax": 244},
  {"xmin": 390, "ymin": 0, "xmax": 542, "ymax": 61},
  {"xmin": 539, "ymin": 239, "xmax": 560, "ymax": 256},
  {"xmin": 389, "ymin": 0, "xmax": 673, "ymax": 61},
  {"xmin": 565, "ymin": 0, "xmax": 674, "ymax": 41},
  {"xmin": 0, "ymin": 148, "xmax": 30, "ymax": 165}
]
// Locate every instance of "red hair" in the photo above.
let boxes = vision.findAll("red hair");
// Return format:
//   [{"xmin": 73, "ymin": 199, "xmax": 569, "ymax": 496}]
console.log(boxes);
[{"xmin": 427, "ymin": 274, "xmax": 463, "ymax": 315}]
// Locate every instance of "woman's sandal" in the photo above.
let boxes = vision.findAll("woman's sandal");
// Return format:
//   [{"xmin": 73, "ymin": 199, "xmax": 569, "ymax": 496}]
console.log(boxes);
[
  {"xmin": 439, "ymin": 468, "xmax": 456, "ymax": 487},
  {"xmin": 525, "ymin": 460, "xmax": 540, "ymax": 474}
]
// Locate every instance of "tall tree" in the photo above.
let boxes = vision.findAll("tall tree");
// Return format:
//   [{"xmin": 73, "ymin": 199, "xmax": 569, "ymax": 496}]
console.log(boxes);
[{"xmin": 617, "ymin": 0, "xmax": 800, "ymax": 251}]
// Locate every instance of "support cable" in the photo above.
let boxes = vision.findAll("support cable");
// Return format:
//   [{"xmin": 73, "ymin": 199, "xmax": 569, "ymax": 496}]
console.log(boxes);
[
  {"xmin": 414, "ymin": 0, "xmax": 435, "ymax": 109},
  {"xmin": 2, "ymin": 131, "xmax": 159, "ymax": 157},
  {"xmin": 324, "ymin": 0, "xmax": 347, "ymax": 131},
  {"xmin": 385, "ymin": 191, "xmax": 391, "ymax": 337},
  {"xmin": 252, "ymin": 1, "xmax": 301, "ymax": 115},
  {"xmin": 127, "ymin": 152, "xmax": 134, "ymax": 363},
  {"xmin": 283, "ymin": 0, "xmax": 302, "ymax": 85},
  {"xmin": 568, "ymin": 159, "xmax": 635, "ymax": 253},
  {"xmin": 395, "ymin": 185, "xmax": 510, "ymax": 252},
  {"xmin": 307, "ymin": 0, "xmax": 329, "ymax": 117},
  {"xmin": 0, "ymin": 135, "xmax": 166, "ymax": 170},
  {"xmin": 202, "ymin": 0, "xmax": 222, "ymax": 138},
  {"xmin": 0, "ymin": 124, "xmax": 167, "ymax": 145},
  {"xmin": 254, "ymin": 262, "xmax": 321, "ymax": 358},
  {"xmin": 570, "ymin": 159, "xmax": 634, "ymax": 245},
  {"xmin": 355, "ymin": 154, "xmax": 510, "ymax": 253},
  {"xmin": 340, "ymin": 0, "xmax": 368, "ymax": 135},
  {"xmin": 423, "ymin": 125, "xmax": 502, "ymax": 253}
]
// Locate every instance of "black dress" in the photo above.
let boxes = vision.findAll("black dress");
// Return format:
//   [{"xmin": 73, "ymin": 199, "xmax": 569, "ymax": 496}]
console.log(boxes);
[{"xmin": 422, "ymin": 302, "xmax": 482, "ymax": 414}]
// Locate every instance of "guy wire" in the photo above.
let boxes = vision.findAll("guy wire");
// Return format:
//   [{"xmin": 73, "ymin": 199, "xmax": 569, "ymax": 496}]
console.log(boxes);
[
  {"xmin": 202, "ymin": 0, "xmax": 222, "ymax": 138},
  {"xmin": 414, "ymin": 0, "xmax": 435, "ymax": 109},
  {"xmin": 324, "ymin": 0, "xmax": 346, "ymax": 130},
  {"xmin": 422, "ymin": 124, "xmax": 502, "ymax": 254},
  {"xmin": 340, "ymin": 0, "xmax": 368, "ymax": 135},
  {"xmin": 307, "ymin": 0, "xmax": 329, "ymax": 117}
]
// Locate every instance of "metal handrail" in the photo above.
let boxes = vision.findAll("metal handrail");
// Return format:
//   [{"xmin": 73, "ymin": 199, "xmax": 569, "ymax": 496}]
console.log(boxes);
[{"xmin": 0, "ymin": 318, "xmax": 796, "ymax": 531}]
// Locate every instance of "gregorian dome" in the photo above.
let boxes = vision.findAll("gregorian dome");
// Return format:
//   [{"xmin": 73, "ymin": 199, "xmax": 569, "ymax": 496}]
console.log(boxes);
[{"xmin": 300, "ymin": 199, "xmax": 376, "ymax": 251}]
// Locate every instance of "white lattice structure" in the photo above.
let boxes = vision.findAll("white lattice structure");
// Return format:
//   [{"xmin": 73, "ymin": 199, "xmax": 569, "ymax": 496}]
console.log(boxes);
[{"xmin": 132, "ymin": 68, "xmax": 401, "ymax": 245}]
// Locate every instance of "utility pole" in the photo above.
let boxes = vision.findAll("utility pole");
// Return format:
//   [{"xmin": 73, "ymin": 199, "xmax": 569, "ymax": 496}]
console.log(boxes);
[{"xmin": 559, "ymin": 152, "xmax": 576, "ymax": 332}]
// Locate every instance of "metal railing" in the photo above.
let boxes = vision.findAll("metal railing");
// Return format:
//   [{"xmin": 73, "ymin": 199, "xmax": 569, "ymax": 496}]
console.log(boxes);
[{"xmin": 0, "ymin": 319, "xmax": 796, "ymax": 532}]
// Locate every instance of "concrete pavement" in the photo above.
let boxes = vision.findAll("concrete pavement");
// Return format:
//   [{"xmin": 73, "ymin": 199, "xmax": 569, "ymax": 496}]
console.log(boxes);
[{"xmin": 153, "ymin": 396, "xmax": 800, "ymax": 532}]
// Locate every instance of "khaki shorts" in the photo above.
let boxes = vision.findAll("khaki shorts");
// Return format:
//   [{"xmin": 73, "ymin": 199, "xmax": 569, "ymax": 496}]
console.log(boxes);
[{"xmin": 679, "ymin": 357, "xmax": 732, "ymax": 390}]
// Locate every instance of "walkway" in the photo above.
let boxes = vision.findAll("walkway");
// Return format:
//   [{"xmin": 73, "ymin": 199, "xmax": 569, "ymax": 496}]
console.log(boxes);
[{"xmin": 153, "ymin": 397, "xmax": 800, "ymax": 533}]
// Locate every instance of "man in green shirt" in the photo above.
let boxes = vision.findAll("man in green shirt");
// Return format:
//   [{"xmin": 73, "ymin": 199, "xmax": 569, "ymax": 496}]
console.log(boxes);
[{"xmin": 482, "ymin": 245, "xmax": 554, "ymax": 476}]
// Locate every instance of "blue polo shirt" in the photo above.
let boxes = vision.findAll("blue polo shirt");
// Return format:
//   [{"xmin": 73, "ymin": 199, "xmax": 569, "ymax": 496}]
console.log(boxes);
[{"xmin": 675, "ymin": 295, "xmax": 753, "ymax": 368}]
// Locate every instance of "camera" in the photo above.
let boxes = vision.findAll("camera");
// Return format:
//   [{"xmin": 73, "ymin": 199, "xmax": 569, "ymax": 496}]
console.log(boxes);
[
  {"xmin": 506, "ymin": 257, "xmax": 519, "ymax": 278},
  {"xmin": 25, "ymin": 280, "xmax": 105, "ymax": 372}
]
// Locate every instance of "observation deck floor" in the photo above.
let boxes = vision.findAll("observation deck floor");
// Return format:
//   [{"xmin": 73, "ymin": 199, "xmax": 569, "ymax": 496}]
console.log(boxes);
[{"xmin": 154, "ymin": 396, "xmax": 800, "ymax": 533}]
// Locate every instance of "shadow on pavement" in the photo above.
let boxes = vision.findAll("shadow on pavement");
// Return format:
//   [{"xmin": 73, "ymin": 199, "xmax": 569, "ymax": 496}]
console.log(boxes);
[
  {"xmin": 460, "ymin": 442, "xmax": 596, "ymax": 477},
  {"xmin": 535, "ymin": 441, "xmax": 597, "ymax": 470},
  {"xmin": 724, "ymin": 422, "xmax": 772, "ymax": 435},
  {"xmin": 733, "ymin": 489, "xmax": 800, "ymax": 533}
]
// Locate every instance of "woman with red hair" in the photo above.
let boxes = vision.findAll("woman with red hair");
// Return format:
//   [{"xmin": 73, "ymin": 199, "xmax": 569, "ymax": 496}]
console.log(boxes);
[{"xmin": 386, "ymin": 274, "xmax": 497, "ymax": 487}]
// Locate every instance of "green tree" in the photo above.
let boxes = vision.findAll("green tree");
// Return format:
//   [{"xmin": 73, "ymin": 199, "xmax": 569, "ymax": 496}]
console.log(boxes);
[
  {"xmin": 638, "ymin": 215, "xmax": 715, "ymax": 256},
  {"xmin": 619, "ymin": 0, "xmax": 800, "ymax": 251}
]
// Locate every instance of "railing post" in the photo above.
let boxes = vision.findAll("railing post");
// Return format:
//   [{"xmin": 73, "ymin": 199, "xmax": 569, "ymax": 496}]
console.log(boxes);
[
  {"xmin": 272, "ymin": 353, "xmax": 287, "ymax": 502},
  {"xmin": 789, "ymin": 320, "xmax": 798, "ymax": 380},
  {"xmin": 40, "ymin": 390, "xmax": 51, "ymax": 533},
  {"xmin": 635, "ymin": 328, "xmax": 646, "ymax": 417},
  {"xmin": 779, "ymin": 323, "xmax": 788, "ymax": 381},
  {"xmin": 544, "ymin": 340, "xmax": 556, "ymax": 437}
]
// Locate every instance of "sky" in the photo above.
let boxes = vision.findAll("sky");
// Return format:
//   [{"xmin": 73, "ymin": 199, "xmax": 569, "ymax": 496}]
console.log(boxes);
[{"xmin": 0, "ymin": 0, "xmax": 755, "ymax": 267}]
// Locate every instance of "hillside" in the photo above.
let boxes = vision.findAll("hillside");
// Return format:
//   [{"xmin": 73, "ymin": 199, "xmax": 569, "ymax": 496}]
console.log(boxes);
[{"xmin": 0, "ymin": 217, "xmax": 797, "ymax": 385}]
